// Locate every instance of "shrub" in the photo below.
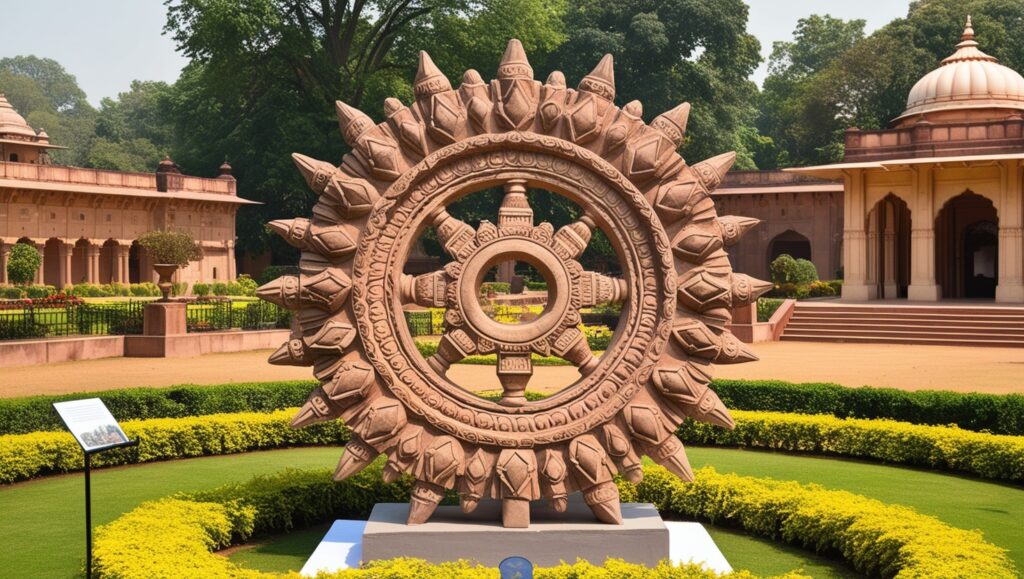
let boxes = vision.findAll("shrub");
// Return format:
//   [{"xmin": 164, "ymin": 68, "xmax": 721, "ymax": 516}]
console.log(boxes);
[
  {"xmin": 24, "ymin": 285, "xmax": 55, "ymax": 299},
  {"xmin": 632, "ymin": 466, "xmax": 1015, "ymax": 578},
  {"xmin": 211, "ymin": 281, "xmax": 229, "ymax": 296},
  {"xmin": 792, "ymin": 258, "xmax": 818, "ymax": 284},
  {"xmin": 756, "ymin": 298, "xmax": 784, "ymax": 322},
  {"xmin": 679, "ymin": 410, "xmax": 1024, "ymax": 482},
  {"xmin": 0, "ymin": 409, "xmax": 350, "ymax": 483},
  {"xmin": 137, "ymin": 229, "xmax": 201, "ymax": 266},
  {"xmin": 582, "ymin": 324, "xmax": 613, "ymax": 350},
  {"xmin": 257, "ymin": 265, "xmax": 298, "ymax": 286},
  {"xmin": 480, "ymin": 281, "xmax": 511, "ymax": 294},
  {"xmin": 6, "ymin": 243, "xmax": 41, "ymax": 285},
  {"xmin": 415, "ymin": 340, "xmax": 439, "ymax": 358},
  {"xmin": 192, "ymin": 282, "xmax": 211, "ymax": 297},
  {"xmin": 235, "ymin": 274, "xmax": 258, "ymax": 296},
  {"xmin": 806, "ymin": 280, "xmax": 835, "ymax": 297},
  {"xmin": 525, "ymin": 280, "xmax": 548, "ymax": 291},
  {"xmin": 769, "ymin": 254, "xmax": 797, "ymax": 285},
  {"xmin": 171, "ymin": 281, "xmax": 187, "ymax": 297},
  {"xmin": 92, "ymin": 463, "xmax": 1011, "ymax": 579},
  {"xmin": 0, "ymin": 285, "xmax": 25, "ymax": 299}
]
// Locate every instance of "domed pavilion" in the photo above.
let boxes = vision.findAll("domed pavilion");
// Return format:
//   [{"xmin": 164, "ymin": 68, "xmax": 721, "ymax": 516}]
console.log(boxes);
[{"xmin": 792, "ymin": 17, "xmax": 1024, "ymax": 303}]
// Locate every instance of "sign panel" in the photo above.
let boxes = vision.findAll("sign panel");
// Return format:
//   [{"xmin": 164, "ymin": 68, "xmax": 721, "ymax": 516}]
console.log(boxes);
[
  {"xmin": 52, "ymin": 398, "xmax": 129, "ymax": 452},
  {"xmin": 499, "ymin": 556, "xmax": 533, "ymax": 579}
]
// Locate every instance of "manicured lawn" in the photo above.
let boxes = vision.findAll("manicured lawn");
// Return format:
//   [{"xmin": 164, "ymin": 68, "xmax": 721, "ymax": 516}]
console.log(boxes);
[{"xmin": 1, "ymin": 446, "xmax": 1020, "ymax": 578}]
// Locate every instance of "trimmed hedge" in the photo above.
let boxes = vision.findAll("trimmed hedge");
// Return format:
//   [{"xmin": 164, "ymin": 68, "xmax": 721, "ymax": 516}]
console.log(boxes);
[
  {"xmin": 713, "ymin": 380, "xmax": 1024, "ymax": 435},
  {"xmin": 681, "ymin": 410, "xmax": 1024, "ymax": 482},
  {"xmin": 0, "ymin": 409, "xmax": 349, "ymax": 483},
  {"xmin": 4, "ymin": 378, "xmax": 1023, "ymax": 436},
  {"xmin": 5, "ymin": 406, "xmax": 1023, "ymax": 485},
  {"xmin": 632, "ymin": 465, "xmax": 1015, "ymax": 578},
  {"xmin": 91, "ymin": 463, "xmax": 1013, "ymax": 578}
]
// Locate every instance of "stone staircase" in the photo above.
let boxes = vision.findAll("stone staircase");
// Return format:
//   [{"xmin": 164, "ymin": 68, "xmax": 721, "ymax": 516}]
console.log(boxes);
[{"xmin": 780, "ymin": 302, "xmax": 1024, "ymax": 347}]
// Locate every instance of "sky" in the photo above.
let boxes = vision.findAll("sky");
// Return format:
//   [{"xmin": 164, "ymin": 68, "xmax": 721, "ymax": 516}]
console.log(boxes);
[{"xmin": 0, "ymin": 0, "xmax": 912, "ymax": 107}]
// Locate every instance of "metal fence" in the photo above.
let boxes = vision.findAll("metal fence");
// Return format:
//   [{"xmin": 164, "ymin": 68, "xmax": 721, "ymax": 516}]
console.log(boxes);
[
  {"xmin": 0, "ymin": 300, "xmax": 290, "ymax": 341},
  {"xmin": 404, "ymin": 310, "xmax": 444, "ymax": 336}
]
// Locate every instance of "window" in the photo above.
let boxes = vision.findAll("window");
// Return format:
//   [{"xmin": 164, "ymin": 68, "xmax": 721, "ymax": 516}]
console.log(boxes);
[
  {"xmin": 79, "ymin": 213, "xmax": 86, "ymax": 221},
  {"xmin": 50, "ymin": 212, "xmax": 56, "ymax": 220},
  {"xmin": 19, "ymin": 208, "xmax": 29, "ymax": 219},
  {"xmin": 105, "ymin": 213, "xmax": 112, "ymax": 222},
  {"xmin": 8, "ymin": 154, "xmax": 18, "ymax": 162},
  {"xmin": 212, "ymin": 267, "xmax": 218, "ymax": 280}
]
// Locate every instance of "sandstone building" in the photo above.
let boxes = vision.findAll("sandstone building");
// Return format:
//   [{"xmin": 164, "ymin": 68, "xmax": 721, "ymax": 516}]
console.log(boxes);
[{"xmin": 0, "ymin": 94, "xmax": 255, "ymax": 289}]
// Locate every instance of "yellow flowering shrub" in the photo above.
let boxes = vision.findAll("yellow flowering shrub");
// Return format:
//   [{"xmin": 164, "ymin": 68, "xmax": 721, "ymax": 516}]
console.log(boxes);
[{"xmin": 92, "ymin": 464, "xmax": 1013, "ymax": 578}]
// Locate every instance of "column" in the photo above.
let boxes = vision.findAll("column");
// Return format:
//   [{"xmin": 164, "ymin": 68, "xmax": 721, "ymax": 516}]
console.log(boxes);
[
  {"xmin": 117, "ymin": 244, "xmax": 131, "ymax": 284},
  {"xmin": 908, "ymin": 165, "xmax": 941, "ymax": 301},
  {"xmin": 0, "ymin": 241, "xmax": 10, "ymax": 284},
  {"xmin": 996, "ymin": 160, "xmax": 1024, "ymax": 302},
  {"xmin": 58, "ymin": 241, "xmax": 73, "ymax": 289},
  {"xmin": 86, "ymin": 243, "xmax": 101, "ymax": 284},
  {"xmin": 882, "ymin": 204, "xmax": 898, "ymax": 298},
  {"xmin": 842, "ymin": 170, "xmax": 874, "ymax": 300},
  {"xmin": 33, "ymin": 240, "xmax": 46, "ymax": 286},
  {"xmin": 226, "ymin": 240, "xmax": 236, "ymax": 280}
]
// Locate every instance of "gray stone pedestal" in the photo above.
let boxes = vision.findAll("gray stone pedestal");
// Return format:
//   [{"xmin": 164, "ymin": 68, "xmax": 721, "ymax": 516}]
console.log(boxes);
[{"xmin": 361, "ymin": 501, "xmax": 668, "ymax": 567}]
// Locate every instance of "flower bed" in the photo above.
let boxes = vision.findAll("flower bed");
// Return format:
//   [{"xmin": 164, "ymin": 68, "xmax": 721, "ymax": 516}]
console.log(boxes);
[
  {"xmin": 5, "ymin": 407, "xmax": 1023, "ymax": 484},
  {"xmin": 90, "ymin": 463, "xmax": 1014, "ymax": 578}
]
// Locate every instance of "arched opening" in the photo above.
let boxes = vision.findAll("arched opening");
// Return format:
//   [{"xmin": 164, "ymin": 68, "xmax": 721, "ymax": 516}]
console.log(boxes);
[
  {"xmin": 72, "ymin": 239, "xmax": 90, "ymax": 284},
  {"xmin": 866, "ymin": 194, "xmax": 911, "ymax": 299},
  {"xmin": 9, "ymin": 153, "xmax": 18, "ymax": 162},
  {"xmin": 129, "ymin": 241, "xmax": 142, "ymax": 284},
  {"xmin": 936, "ymin": 192, "xmax": 998, "ymax": 299},
  {"xmin": 43, "ymin": 238, "xmax": 61, "ymax": 287},
  {"xmin": 768, "ymin": 229, "xmax": 811, "ymax": 267},
  {"xmin": 100, "ymin": 239, "xmax": 118, "ymax": 284}
]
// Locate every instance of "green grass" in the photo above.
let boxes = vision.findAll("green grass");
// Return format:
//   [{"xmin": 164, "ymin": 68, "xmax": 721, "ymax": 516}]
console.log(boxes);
[{"xmin": 1, "ymin": 446, "xmax": 1021, "ymax": 578}]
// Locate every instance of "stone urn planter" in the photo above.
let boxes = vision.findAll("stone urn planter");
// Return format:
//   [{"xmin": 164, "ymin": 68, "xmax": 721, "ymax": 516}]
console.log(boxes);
[{"xmin": 153, "ymin": 264, "xmax": 179, "ymax": 301}]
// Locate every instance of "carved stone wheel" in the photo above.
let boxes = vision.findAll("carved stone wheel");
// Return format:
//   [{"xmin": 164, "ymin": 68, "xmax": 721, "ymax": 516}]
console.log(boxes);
[{"xmin": 258, "ymin": 40, "xmax": 769, "ymax": 529}]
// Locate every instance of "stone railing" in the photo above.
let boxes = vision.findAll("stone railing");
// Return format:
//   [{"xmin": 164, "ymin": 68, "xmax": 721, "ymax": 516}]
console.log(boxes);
[
  {"xmin": 843, "ymin": 117, "xmax": 1024, "ymax": 162},
  {"xmin": 0, "ymin": 161, "xmax": 236, "ymax": 196}
]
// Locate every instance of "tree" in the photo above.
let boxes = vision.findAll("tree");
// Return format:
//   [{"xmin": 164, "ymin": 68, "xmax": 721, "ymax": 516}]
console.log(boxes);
[
  {"xmin": 0, "ymin": 56, "xmax": 97, "ymax": 166},
  {"xmin": 137, "ymin": 229, "xmax": 202, "ymax": 266},
  {"xmin": 162, "ymin": 0, "xmax": 568, "ymax": 261},
  {"xmin": 7, "ymin": 243, "xmax": 42, "ymax": 285},
  {"xmin": 551, "ymin": 0, "xmax": 763, "ymax": 168},
  {"xmin": 88, "ymin": 81, "xmax": 176, "ymax": 171}
]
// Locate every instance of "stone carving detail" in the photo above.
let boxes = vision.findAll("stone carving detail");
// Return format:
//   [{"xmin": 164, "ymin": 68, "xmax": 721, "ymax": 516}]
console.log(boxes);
[{"xmin": 262, "ymin": 40, "xmax": 767, "ymax": 528}]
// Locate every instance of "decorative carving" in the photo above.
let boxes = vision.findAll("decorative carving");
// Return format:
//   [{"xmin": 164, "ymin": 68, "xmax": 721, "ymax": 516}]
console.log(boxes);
[{"xmin": 270, "ymin": 40, "xmax": 761, "ymax": 529}]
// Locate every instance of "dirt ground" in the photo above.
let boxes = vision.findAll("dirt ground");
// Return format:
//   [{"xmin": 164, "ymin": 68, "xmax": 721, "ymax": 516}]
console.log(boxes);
[{"xmin": 2, "ymin": 341, "xmax": 1023, "ymax": 398}]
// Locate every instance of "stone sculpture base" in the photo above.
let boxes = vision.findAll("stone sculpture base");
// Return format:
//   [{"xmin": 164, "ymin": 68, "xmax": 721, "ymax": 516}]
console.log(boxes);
[
  {"xmin": 142, "ymin": 302, "xmax": 187, "ymax": 336},
  {"xmin": 362, "ymin": 501, "xmax": 667, "ymax": 567}
]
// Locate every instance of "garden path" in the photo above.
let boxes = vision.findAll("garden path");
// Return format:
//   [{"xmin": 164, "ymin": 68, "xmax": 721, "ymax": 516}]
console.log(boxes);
[{"xmin": 3, "ymin": 341, "xmax": 1022, "ymax": 397}]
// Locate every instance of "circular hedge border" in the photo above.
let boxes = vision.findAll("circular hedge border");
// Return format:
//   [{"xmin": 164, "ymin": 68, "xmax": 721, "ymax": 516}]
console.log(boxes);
[{"xmin": 91, "ymin": 462, "xmax": 1015, "ymax": 579}]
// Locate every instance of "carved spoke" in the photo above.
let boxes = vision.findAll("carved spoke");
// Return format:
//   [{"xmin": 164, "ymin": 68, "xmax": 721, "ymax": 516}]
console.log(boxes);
[
  {"xmin": 549, "ymin": 327, "xmax": 599, "ymax": 376},
  {"xmin": 400, "ymin": 271, "xmax": 449, "ymax": 307},
  {"xmin": 579, "ymin": 270, "xmax": 628, "ymax": 307},
  {"xmin": 496, "ymin": 350, "xmax": 533, "ymax": 406}
]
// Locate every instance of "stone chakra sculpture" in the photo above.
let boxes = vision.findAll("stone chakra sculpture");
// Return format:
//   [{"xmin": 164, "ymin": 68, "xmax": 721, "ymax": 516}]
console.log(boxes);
[{"xmin": 259, "ymin": 40, "xmax": 769, "ymax": 529}]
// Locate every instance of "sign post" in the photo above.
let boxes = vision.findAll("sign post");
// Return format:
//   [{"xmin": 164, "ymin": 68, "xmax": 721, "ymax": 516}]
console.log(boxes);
[{"xmin": 53, "ymin": 399, "xmax": 138, "ymax": 579}]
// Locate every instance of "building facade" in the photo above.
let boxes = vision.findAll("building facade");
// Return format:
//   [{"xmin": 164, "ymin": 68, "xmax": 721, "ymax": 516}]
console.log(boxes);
[
  {"xmin": 713, "ymin": 170, "xmax": 843, "ymax": 282},
  {"xmin": 794, "ymin": 17, "xmax": 1024, "ymax": 303},
  {"xmin": 0, "ymin": 94, "xmax": 255, "ymax": 289}
]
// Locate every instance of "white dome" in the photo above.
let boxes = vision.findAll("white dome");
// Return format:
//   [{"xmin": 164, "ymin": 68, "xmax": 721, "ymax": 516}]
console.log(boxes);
[
  {"xmin": 897, "ymin": 17, "xmax": 1024, "ymax": 122},
  {"xmin": 0, "ymin": 93, "xmax": 38, "ymax": 138}
]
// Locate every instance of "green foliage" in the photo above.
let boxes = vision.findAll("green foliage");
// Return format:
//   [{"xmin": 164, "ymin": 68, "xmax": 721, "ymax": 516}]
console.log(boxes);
[
  {"xmin": 769, "ymin": 254, "xmax": 818, "ymax": 285},
  {"xmin": 792, "ymin": 259, "xmax": 818, "ymax": 284},
  {"xmin": 6, "ymin": 243, "xmax": 41, "ymax": 285},
  {"xmin": 633, "ymin": 466, "xmax": 1016, "ymax": 578},
  {"xmin": 257, "ymin": 265, "xmax": 297, "ymax": 286},
  {"xmin": 756, "ymin": 298, "xmax": 784, "ymax": 322},
  {"xmin": 138, "ymin": 229, "xmax": 202, "ymax": 266},
  {"xmin": 93, "ymin": 463, "xmax": 1011, "ymax": 578},
  {"xmin": 0, "ymin": 409, "xmax": 350, "ymax": 484},
  {"xmin": 236, "ymin": 274, "xmax": 257, "ymax": 296},
  {"xmin": 65, "ymin": 283, "xmax": 160, "ymax": 298},
  {"xmin": 713, "ymin": 379, "xmax": 1024, "ymax": 435},
  {"xmin": 24, "ymin": 284, "xmax": 55, "ymax": 299},
  {"xmin": 211, "ymin": 281, "xmax": 229, "ymax": 296},
  {"xmin": 680, "ymin": 410, "xmax": 1024, "ymax": 482},
  {"xmin": 479, "ymin": 282, "xmax": 510, "ymax": 295},
  {"xmin": 0, "ymin": 285, "xmax": 24, "ymax": 299},
  {"xmin": 193, "ymin": 282, "xmax": 211, "ymax": 297}
]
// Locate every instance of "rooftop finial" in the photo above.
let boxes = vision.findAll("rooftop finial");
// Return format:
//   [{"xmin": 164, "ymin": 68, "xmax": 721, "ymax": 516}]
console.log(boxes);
[{"xmin": 962, "ymin": 15, "xmax": 974, "ymax": 42}]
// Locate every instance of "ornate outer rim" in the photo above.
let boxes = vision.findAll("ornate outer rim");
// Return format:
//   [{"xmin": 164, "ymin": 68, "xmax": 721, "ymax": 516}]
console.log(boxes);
[{"xmin": 351, "ymin": 132, "xmax": 676, "ymax": 448}]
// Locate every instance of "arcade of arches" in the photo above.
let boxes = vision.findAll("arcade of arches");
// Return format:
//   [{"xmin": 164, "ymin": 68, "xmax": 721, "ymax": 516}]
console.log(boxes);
[{"xmin": 793, "ymin": 17, "xmax": 1024, "ymax": 304}]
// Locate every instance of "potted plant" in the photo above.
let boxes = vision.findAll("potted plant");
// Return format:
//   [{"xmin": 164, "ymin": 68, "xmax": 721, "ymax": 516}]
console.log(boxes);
[{"xmin": 137, "ymin": 229, "xmax": 202, "ymax": 301}]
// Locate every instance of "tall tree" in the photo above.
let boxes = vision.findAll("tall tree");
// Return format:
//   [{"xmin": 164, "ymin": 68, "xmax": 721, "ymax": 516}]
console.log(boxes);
[
  {"xmin": 162, "ymin": 0, "xmax": 567, "ymax": 259},
  {"xmin": 88, "ymin": 81, "xmax": 176, "ymax": 172},
  {"xmin": 0, "ymin": 56, "xmax": 97, "ymax": 165},
  {"xmin": 551, "ymin": 0, "xmax": 762, "ymax": 168}
]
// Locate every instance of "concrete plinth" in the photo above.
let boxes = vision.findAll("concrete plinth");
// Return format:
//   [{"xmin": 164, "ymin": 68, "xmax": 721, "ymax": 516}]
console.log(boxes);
[
  {"xmin": 143, "ymin": 302, "xmax": 187, "ymax": 336},
  {"xmin": 361, "ymin": 501, "xmax": 668, "ymax": 568}
]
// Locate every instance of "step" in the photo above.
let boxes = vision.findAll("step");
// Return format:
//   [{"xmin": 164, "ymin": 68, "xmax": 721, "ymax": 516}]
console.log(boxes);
[
  {"xmin": 789, "ymin": 310, "xmax": 1024, "ymax": 320},
  {"xmin": 784, "ymin": 323, "xmax": 1024, "ymax": 337},
  {"xmin": 787, "ymin": 316, "xmax": 1024, "ymax": 328},
  {"xmin": 792, "ymin": 305, "xmax": 1024, "ymax": 316},
  {"xmin": 781, "ymin": 327, "xmax": 1024, "ymax": 340},
  {"xmin": 780, "ymin": 333, "xmax": 1024, "ymax": 348}
]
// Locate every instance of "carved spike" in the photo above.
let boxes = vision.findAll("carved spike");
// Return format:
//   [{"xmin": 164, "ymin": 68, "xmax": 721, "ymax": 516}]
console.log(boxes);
[
  {"xmin": 692, "ymin": 152, "xmax": 736, "ymax": 192},
  {"xmin": 323, "ymin": 174, "xmax": 379, "ymax": 219},
  {"xmin": 291, "ymin": 153, "xmax": 337, "ymax": 194},
  {"xmin": 268, "ymin": 337, "xmax": 310, "ymax": 366},
  {"xmin": 383, "ymin": 425, "xmax": 423, "ymax": 483},
  {"xmin": 256, "ymin": 275, "xmax": 300, "ymax": 309},
  {"xmin": 671, "ymin": 318, "xmax": 723, "ymax": 360},
  {"xmin": 584, "ymin": 481, "xmax": 622, "ymax": 524},
  {"xmin": 459, "ymin": 449, "xmax": 492, "ymax": 513},
  {"xmin": 335, "ymin": 101, "xmax": 375, "ymax": 148},
  {"xmin": 716, "ymin": 330, "xmax": 759, "ymax": 364},
  {"xmin": 333, "ymin": 437, "xmax": 377, "ymax": 481},
  {"xmin": 414, "ymin": 51, "xmax": 452, "ymax": 97},
  {"xmin": 718, "ymin": 215, "xmax": 760, "ymax": 246},
  {"xmin": 268, "ymin": 218, "xmax": 305, "ymax": 245},
  {"xmin": 578, "ymin": 54, "xmax": 615, "ymax": 101},
  {"xmin": 289, "ymin": 386, "xmax": 339, "ymax": 428},
  {"xmin": 651, "ymin": 102, "xmax": 690, "ymax": 147},
  {"xmin": 462, "ymin": 69, "xmax": 485, "ymax": 87},
  {"xmin": 383, "ymin": 97, "xmax": 403, "ymax": 117},
  {"xmin": 408, "ymin": 481, "xmax": 445, "ymax": 525},
  {"xmin": 602, "ymin": 423, "xmax": 643, "ymax": 483},
  {"xmin": 622, "ymin": 100, "xmax": 643, "ymax": 118},
  {"xmin": 257, "ymin": 269, "xmax": 351, "ymax": 311},
  {"xmin": 652, "ymin": 362, "xmax": 734, "ymax": 429},
  {"xmin": 545, "ymin": 70, "xmax": 566, "ymax": 89},
  {"xmin": 647, "ymin": 436, "xmax": 695, "ymax": 482},
  {"xmin": 497, "ymin": 39, "xmax": 532, "ymax": 79},
  {"xmin": 731, "ymin": 274, "xmax": 773, "ymax": 306},
  {"xmin": 354, "ymin": 398, "xmax": 407, "ymax": 449},
  {"xmin": 323, "ymin": 359, "xmax": 376, "ymax": 405},
  {"xmin": 677, "ymin": 268, "xmax": 732, "ymax": 311},
  {"xmin": 568, "ymin": 434, "xmax": 616, "ymax": 486},
  {"xmin": 538, "ymin": 449, "xmax": 569, "ymax": 512}
]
